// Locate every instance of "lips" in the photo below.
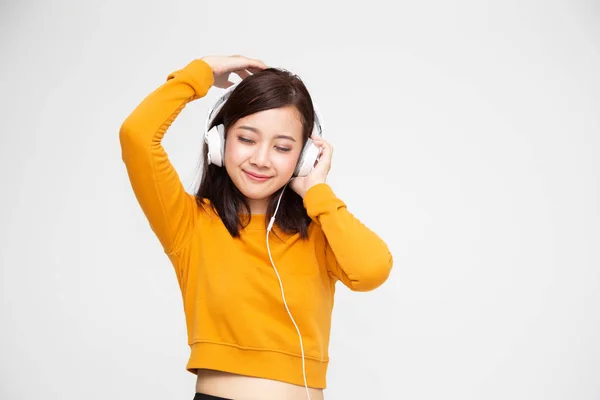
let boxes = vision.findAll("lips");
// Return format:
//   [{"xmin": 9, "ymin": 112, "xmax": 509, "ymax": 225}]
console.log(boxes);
[{"xmin": 244, "ymin": 170, "xmax": 272, "ymax": 182}]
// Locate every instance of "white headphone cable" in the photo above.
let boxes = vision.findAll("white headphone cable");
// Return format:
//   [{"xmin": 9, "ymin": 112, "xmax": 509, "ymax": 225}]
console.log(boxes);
[{"xmin": 266, "ymin": 182, "xmax": 311, "ymax": 400}]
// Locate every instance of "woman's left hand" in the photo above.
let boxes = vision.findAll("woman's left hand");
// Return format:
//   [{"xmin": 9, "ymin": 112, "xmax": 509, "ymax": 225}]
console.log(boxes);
[{"xmin": 290, "ymin": 134, "xmax": 333, "ymax": 198}]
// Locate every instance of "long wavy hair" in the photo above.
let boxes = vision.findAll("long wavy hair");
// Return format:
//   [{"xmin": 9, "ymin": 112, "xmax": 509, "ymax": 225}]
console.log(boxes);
[{"xmin": 194, "ymin": 68, "xmax": 316, "ymax": 238}]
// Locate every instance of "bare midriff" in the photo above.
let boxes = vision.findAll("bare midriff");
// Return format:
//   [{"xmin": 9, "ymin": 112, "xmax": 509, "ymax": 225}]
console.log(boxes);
[{"xmin": 195, "ymin": 369, "xmax": 325, "ymax": 400}]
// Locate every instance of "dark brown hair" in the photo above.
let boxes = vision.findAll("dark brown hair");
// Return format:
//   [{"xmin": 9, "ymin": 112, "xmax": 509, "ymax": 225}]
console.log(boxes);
[{"xmin": 194, "ymin": 68, "xmax": 316, "ymax": 238}]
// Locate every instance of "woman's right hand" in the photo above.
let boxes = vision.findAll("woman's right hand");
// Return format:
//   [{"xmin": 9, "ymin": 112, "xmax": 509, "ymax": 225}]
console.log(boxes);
[{"xmin": 201, "ymin": 55, "xmax": 269, "ymax": 88}]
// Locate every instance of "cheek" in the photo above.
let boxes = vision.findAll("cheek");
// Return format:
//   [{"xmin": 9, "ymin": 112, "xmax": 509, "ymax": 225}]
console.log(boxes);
[
  {"xmin": 224, "ymin": 140, "xmax": 246, "ymax": 164},
  {"xmin": 273, "ymin": 151, "xmax": 301, "ymax": 174}
]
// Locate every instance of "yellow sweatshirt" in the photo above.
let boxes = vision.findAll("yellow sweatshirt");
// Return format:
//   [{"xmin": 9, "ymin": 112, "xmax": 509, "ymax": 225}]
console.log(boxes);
[{"xmin": 119, "ymin": 59, "xmax": 393, "ymax": 389}]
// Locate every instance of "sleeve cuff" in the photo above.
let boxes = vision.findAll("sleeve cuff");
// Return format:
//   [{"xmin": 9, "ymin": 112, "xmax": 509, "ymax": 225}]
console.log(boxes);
[
  {"xmin": 302, "ymin": 183, "xmax": 346, "ymax": 219},
  {"xmin": 167, "ymin": 59, "xmax": 215, "ymax": 99}
]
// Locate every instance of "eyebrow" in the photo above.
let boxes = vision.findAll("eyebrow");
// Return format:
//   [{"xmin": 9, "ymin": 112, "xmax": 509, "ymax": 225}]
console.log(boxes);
[{"xmin": 237, "ymin": 125, "xmax": 297, "ymax": 142}]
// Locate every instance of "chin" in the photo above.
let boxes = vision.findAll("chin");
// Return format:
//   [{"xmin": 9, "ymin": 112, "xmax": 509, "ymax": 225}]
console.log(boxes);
[
  {"xmin": 239, "ymin": 179, "xmax": 285, "ymax": 200},
  {"xmin": 239, "ymin": 186, "xmax": 276, "ymax": 201}
]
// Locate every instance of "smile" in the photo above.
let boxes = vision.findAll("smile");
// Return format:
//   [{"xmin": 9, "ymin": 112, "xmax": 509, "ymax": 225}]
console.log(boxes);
[{"xmin": 244, "ymin": 170, "xmax": 272, "ymax": 182}]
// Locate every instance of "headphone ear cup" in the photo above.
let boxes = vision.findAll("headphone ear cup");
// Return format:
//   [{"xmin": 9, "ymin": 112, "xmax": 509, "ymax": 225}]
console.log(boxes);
[
  {"xmin": 205, "ymin": 124, "xmax": 225, "ymax": 167},
  {"xmin": 294, "ymin": 139, "xmax": 320, "ymax": 177}
]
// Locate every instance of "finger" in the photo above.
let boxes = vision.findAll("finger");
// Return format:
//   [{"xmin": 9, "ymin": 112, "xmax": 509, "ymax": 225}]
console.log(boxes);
[
  {"xmin": 234, "ymin": 69, "xmax": 251, "ymax": 80},
  {"xmin": 313, "ymin": 137, "xmax": 330, "ymax": 150},
  {"xmin": 248, "ymin": 57, "xmax": 268, "ymax": 70},
  {"xmin": 313, "ymin": 151, "xmax": 332, "ymax": 173},
  {"xmin": 311, "ymin": 133, "xmax": 328, "ymax": 144},
  {"xmin": 316, "ymin": 141, "xmax": 332, "ymax": 164},
  {"xmin": 233, "ymin": 55, "xmax": 268, "ymax": 71}
]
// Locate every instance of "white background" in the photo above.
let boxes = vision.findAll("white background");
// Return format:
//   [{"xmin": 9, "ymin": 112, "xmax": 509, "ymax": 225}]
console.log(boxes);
[{"xmin": 1, "ymin": 0, "xmax": 599, "ymax": 399}]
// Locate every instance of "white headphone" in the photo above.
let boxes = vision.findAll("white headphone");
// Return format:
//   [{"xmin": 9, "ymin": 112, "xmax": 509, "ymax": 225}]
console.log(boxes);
[{"xmin": 203, "ymin": 82, "xmax": 324, "ymax": 176}]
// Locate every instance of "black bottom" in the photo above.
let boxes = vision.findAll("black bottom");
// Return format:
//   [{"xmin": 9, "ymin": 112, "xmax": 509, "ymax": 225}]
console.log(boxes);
[{"xmin": 193, "ymin": 393, "xmax": 232, "ymax": 400}]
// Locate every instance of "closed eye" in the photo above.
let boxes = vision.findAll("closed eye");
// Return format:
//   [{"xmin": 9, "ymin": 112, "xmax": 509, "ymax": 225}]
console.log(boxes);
[{"xmin": 238, "ymin": 136, "xmax": 292, "ymax": 152}]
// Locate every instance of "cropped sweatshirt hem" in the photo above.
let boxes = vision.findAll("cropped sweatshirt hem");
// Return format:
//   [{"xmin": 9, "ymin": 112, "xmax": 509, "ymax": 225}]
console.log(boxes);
[{"xmin": 186, "ymin": 341, "xmax": 329, "ymax": 389}]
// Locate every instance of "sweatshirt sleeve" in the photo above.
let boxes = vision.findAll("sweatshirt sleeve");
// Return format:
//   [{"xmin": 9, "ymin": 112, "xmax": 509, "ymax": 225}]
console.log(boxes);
[
  {"xmin": 303, "ymin": 183, "xmax": 394, "ymax": 291},
  {"xmin": 119, "ymin": 59, "xmax": 215, "ymax": 255}
]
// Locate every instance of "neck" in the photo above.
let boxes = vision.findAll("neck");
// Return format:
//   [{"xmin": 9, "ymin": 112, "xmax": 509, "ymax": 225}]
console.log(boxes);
[
  {"xmin": 246, "ymin": 198, "xmax": 268, "ymax": 215},
  {"xmin": 246, "ymin": 183, "xmax": 290, "ymax": 215}
]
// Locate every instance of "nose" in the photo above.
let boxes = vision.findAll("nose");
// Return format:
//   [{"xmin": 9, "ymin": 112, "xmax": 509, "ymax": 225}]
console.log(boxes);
[{"xmin": 250, "ymin": 143, "xmax": 271, "ymax": 168}]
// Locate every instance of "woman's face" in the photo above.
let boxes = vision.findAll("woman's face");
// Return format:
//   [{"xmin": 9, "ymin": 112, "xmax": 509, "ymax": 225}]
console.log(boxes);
[{"xmin": 224, "ymin": 105, "xmax": 305, "ymax": 214}]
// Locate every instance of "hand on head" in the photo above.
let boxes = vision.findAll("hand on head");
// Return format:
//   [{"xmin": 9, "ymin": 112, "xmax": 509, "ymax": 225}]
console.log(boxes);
[{"xmin": 201, "ymin": 55, "xmax": 269, "ymax": 88}]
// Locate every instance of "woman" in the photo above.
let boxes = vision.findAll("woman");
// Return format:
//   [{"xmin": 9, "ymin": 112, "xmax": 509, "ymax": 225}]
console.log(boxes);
[{"xmin": 119, "ymin": 54, "xmax": 393, "ymax": 400}]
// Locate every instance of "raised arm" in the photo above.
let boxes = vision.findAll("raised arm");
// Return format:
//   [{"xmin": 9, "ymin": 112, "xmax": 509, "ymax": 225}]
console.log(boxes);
[
  {"xmin": 304, "ymin": 183, "xmax": 394, "ymax": 291},
  {"xmin": 120, "ymin": 55, "xmax": 268, "ymax": 255},
  {"xmin": 119, "ymin": 59, "xmax": 215, "ymax": 254}
]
